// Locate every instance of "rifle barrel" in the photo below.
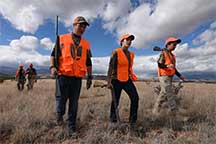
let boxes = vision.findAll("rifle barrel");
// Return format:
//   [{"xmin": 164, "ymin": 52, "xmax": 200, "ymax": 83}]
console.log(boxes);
[
  {"xmin": 56, "ymin": 16, "xmax": 58, "ymax": 36},
  {"xmin": 153, "ymin": 46, "xmax": 162, "ymax": 51}
]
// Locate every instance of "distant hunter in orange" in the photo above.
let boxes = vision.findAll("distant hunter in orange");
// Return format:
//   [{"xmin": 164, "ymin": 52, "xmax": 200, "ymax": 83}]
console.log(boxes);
[{"xmin": 15, "ymin": 64, "xmax": 26, "ymax": 91}]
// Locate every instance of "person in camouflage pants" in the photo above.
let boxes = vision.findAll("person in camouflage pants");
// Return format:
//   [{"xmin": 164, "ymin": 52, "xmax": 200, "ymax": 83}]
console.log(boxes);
[
  {"xmin": 26, "ymin": 63, "xmax": 37, "ymax": 90},
  {"xmin": 153, "ymin": 37, "xmax": 185, "ymax": 115}
]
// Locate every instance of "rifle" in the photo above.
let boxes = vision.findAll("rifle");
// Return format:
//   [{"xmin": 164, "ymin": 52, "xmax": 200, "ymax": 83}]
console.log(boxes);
[
  {"xmin": 55, "ymin": 16, "xmax": 61, "ymax": 97},
  {"xmin": 55, "ymin": 15, "xmax": 59, "ymax": 68},
  {"xmin": 153, "ymin": 46, "xmax": 175, "ymax": 64},
  {"xmin": 153, "ymin": 46, "xmax": 164, "ymax": 51},
  {"xmin": 93, "ymin": 81, "xmax": 107, "ymax": 88}
]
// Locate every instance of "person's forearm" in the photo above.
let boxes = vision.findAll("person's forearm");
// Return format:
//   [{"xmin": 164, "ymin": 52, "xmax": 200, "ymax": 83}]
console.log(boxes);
[
  {"xmin": 87, "ymin": 66, "xmax": 92, "ymax": 77},
  {"xmin": 50, "ymin": 56, "xmax": 55, "ymax": 66},
  {"xmin": 107, "ymin": 65, "xmax": 113, "ymax": 82},
  {"xmin": 175, "ymin": 69, "xmax": 182, "ymax": 77},
  {"xmin": 107, "ymin": 53, "xmax": 116, "ymax": 81},
  {"xmin": 86, "ymin": 57, "xmax": 92, "ymax": 67}
]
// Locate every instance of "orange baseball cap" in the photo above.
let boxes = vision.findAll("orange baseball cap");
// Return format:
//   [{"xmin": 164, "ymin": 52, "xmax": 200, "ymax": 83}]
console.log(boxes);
[
  {"xmin": 119, "ymin": 34, "xmax": 135, "ymax": 43},
  {"xmin": 73, "ymin": 16, "xmax": 89, "ymax": 26},
  {"xmin": 165, "ymin": 37, "xmax": 181, "ymax": 46}
]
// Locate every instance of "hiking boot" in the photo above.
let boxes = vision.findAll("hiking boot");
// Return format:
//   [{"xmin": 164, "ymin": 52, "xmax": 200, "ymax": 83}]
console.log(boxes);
[
  {"xmin": 68, "ymin": 129, "xmax": 77, "ymax": 139},
  {"xmin": 129, "ymin": 122, "xmax": 136, "ymax": 130},
  {"xmin": 56, "ymin": 114, "xmax": 63, "ymax": 126}
]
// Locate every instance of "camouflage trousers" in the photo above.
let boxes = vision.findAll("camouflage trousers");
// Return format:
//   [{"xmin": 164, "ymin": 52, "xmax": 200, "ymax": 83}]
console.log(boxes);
[
  {"xmin": 17, "ymin": 79, "xmax": 25, "ymax": 91},
  {"xmin": 153, "ymin": 76, "xmax": 178, "ymax": 113},
  {"xmin": 27, "ymin": 78, "xmax": 35, "ymax": 90}
]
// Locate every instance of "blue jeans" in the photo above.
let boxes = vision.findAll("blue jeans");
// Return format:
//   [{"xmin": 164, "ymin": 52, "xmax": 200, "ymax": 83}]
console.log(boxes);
[
  {"xmin": 110, "ymin": 79, "xmax": 139, "ymax": 123},
  {"xmin": 56, "ymin": 75, "xmax": 82, "ymax": 131}
]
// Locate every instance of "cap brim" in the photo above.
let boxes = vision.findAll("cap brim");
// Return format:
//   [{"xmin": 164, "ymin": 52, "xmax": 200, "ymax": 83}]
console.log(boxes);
[
  {"xmin": 168, "ymin": 39, "xmax": 181, "ymax": 45},
  {"xmin": 79, "ymin": 21, "xmax": 89, "ymax": 26},
  {"xmin": 176, "ymin": 39, "xmax": 181, "ymax": 44},
  {"xmin": 128, "ymin": 35, "xmax": 135, "ymax": 41}
]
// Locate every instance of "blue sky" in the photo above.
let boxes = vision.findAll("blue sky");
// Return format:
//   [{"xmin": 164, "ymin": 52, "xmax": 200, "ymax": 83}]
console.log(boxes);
[
  {"xmin": 0, "ymin": 0, "xmax": 216, "ymax": 78},
  {"xmin": 1, "ymin": 15, "xmax": 154, "ymax": 57}
]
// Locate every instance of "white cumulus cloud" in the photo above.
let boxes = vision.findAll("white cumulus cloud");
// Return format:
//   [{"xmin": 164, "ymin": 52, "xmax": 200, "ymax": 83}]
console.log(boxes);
[
  {"xmin": 92, "ymin": 21, "xmax": 216, "ymax": 78},
  {"xmin": 175, "ymin": 25, "xmax": 216, "ymax": 72},
  {"xmin": 40, "ymin": 37, "xmax": 55, "ymax": 50},
  {"xmin": 0, "ymin": 35, "xmax": 53, "ymax": 67},
  {"xmin": 0, "ymin": 0, "xmax": 106, "ymax": 33},
  {"xmin": 1, "ymin": 0, "xmax": 215, "ymax": 48},
  {"xmin": 114, "ymin": 0, "xmax": 216, "ymax": 48},
  {"xmin": 9, "ymin": 35, "xmax": 39, "ymax": 52},
  {"xmin": 0, "ymin": 0, "xmax": 216, "ymax": 78}
]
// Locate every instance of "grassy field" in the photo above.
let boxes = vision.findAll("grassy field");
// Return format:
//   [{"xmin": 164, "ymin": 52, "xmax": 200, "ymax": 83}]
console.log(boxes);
[{"xmin": 0, "ymin": 79, "xmax": 216, "ymax": 144}]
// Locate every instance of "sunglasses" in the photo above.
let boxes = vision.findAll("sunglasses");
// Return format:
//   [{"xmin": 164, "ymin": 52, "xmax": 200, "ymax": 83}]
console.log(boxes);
[
  {"xmin": 170, "ymin": 43, "xmax": 177, "ymax": 46},
  {"xmin": 77, "ymin": 24, "xmax": 87, "ymax": 29},
  {"xmin": 124, "ymin": 38, "xmax": 133, "ymax": 42}
]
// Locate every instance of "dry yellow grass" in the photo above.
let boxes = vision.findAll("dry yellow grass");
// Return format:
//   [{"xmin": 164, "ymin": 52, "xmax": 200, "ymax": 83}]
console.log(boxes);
[{"xmin": 0, "ymin": 79, "xmax": 216, "ymax": 144}]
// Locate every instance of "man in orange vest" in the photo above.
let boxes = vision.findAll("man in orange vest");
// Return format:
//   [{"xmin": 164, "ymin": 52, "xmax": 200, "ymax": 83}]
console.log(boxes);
[
  {"xmin": 107, "ymin": 34, "xmax": 139, "ymax": 127},
  {"xmin": 50, "ymin": 16, "xmax": 92, "ymax": 137},
  {"xmin": 153, "ymin": 37, "xmax": 185, "ymax": 115}
]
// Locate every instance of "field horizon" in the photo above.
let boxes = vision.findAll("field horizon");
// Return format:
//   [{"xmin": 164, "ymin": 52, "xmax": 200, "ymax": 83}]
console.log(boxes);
[{"xmin": 0, "ymin": 79, "xmax": 216, "ymax": 144}]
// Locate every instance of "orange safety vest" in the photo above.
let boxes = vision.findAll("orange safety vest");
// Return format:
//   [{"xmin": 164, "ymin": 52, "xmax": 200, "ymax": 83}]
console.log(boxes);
[
  {"xmin": 16, "ymin": 68, "xmax": 26, "ymax": 78},
  {"xmin": 58, "ymin": 33, "xmax": 90, "ymax": 78},
  {"xmin": 158, "ymin": 50, "xmax": 176, "ymax": 76},
  {"xmin": 116, "ymin": 48, "xmax": 137, "ymax": 82}
]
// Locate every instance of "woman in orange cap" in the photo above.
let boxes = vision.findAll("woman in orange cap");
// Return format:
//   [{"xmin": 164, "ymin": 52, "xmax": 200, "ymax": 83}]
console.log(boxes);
[{"xmin": 107, "ymin": 34, "xmax": 139, "ymax": 127}]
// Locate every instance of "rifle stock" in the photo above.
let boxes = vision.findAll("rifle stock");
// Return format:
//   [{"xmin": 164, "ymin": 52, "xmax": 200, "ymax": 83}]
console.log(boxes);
[{"xmin": 153, "ymin": 46, "xmax": 163, "ymax": 51}]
